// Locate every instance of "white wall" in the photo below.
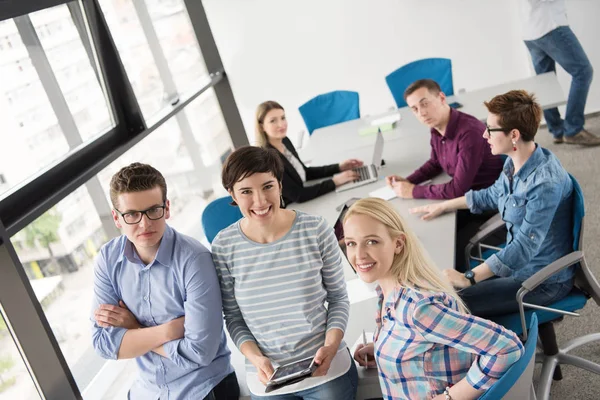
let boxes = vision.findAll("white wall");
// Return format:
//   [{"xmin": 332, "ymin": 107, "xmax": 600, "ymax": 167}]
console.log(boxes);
[{"xmin": 203, "ymin": 0, "xmax": 600, "ymax": 146}]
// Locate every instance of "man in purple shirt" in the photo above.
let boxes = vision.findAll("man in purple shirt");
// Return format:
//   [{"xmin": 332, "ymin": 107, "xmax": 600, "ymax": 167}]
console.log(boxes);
[
  {"xmin": 386, "ymin": 79, "xmax": 503, "ymax": 200},
  {"xmin": 386, "ymin": 79, "xmax": 504, "ymax": 270}
]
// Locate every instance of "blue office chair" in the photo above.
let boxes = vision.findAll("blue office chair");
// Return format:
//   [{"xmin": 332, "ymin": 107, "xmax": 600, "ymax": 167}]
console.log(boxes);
[
  {"xmin": 479, "ymin": 313, "xmax": 538, "ymax": 400},
  {"xmin": 201, "ymin": 196, "xmax": 243, "ymax": 244},
  {"xmin": 465, "ymin": 175, "xmax": 600, "ymax": 400},
  {"xmin": 385, "ymin": 58, "xmax": 454, "ymax": 108},
  {"xmin": 298, "ymin": 90, "xmax": 360, "ymax": 135}
]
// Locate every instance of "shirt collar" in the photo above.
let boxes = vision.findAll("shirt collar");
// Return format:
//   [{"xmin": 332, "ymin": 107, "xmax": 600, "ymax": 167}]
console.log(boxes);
[
  {"xmin": 504, "ymin": 143, "xmax": 543, "ymax": 181},
  {"xmin": 431, "ymin": 107, "xmax": 459, "ymax": 139},
  {"xmin": 118, "ymin": 225, "xmax": 175, "ymax": 267}
]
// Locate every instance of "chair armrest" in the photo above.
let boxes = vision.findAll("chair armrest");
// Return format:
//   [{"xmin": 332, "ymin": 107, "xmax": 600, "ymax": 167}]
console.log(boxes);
[
  {"xmin": 520, "ymin": 251, "xmax": 584, "ymax": 292},
  {"xmin": 468, "ymin": 215, "xmax": 505, "ymax": 246},
  {"xmin": 477, "ymin": 213, "xmax": 503, "ymax": 233},
  {"xmin": 463, "ymin": 216, "xmax": 506, "ymax": 270}
]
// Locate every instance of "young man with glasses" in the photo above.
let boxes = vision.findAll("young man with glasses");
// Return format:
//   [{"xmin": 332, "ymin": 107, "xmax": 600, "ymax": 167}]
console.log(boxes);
[
  {"xmin": 91, "ymin": 162, "xmax": 239, "ymax": 400},
  {"xmin": 386, "ymin": 79, "xmax": 505, "ymax": 270}
]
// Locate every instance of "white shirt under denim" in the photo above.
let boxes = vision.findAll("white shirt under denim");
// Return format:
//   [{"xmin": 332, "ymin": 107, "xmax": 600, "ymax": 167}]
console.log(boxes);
[{"xmin": 520, "ymin": 0, "xmax": 568, "ymax": 40}]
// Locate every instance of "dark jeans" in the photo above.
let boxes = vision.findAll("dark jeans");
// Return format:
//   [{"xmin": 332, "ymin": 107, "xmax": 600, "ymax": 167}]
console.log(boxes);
[
  {"xmin": 455, "ymin": 210, "xmax": 506, "ymax": 272},
  {"xmin": 204, "ymin": 371, "xmax": 240, "ymax": 400},
  {"xmin": 525, "ymin": 26, "xmax": 593, "ymax": 138},
  {"xmin": 459, "ymin": 276, "xmax": 574, "ymax": 318}
]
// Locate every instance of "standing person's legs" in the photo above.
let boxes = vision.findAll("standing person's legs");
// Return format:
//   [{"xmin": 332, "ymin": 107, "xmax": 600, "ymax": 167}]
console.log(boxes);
[
  {"xmin": 524, "ymin": 39, "xmax": 565, "ymax": 140},
  {"xmin": 459, "ymin": 276, "xmax": 574, "ymax": 318},
  {"xmin": 527, "ymin": 26, "xmax": 594, "ymax": 141}
]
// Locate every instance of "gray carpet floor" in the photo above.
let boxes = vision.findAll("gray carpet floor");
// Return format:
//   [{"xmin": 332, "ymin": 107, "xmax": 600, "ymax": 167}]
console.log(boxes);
[{"xmin": 528, "ymin": 115, "xmax": 600, "ymax": 399}]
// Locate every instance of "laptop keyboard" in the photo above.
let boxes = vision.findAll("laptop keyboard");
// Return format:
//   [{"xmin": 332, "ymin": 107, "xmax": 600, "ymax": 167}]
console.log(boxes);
[{"xmin": 353, "ymin": 165, "xmax": 371, "ymax": 182}]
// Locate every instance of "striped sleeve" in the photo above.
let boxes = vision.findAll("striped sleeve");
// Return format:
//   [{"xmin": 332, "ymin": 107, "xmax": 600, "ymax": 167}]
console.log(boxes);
[
  {"xmin": 412, "ymin": 296, "xmax": 524, "ymax": 390},
  {"xmin": 316, "ymin": 217, "xmax": 350, "ymax": 334},
  {"xmin": 211, "ymin": 238, "xmax": 257, "ymax": 349}
]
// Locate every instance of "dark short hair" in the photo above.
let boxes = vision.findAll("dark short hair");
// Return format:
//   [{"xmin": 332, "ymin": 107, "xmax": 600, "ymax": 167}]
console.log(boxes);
[
  {"xmin": 110, "ymin": 162, "xmax": 167, "ymax": 208},
  {"xmin": 222, "ymin": 146, "xmax": 284, "ymax": 202},
  {"xmin": 403, "ymin": 79, "xmax": 442, "ymax": 102},
  {"xmin": 484, "ymin": 90, "xmax": 542, "ymax": 142}
]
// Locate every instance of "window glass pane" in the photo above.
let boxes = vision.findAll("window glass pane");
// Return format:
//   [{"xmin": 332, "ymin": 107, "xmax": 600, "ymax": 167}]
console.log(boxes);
[
  {"xmin": 184, "ymin": 88, "xmax": 233, "ymax": 168},
  {"xmin": 0, "ymin": 312, "xmax": 41, "ymax": 400},
  {"xmin": 0, "ymin": 18, "xmax": 70, "ymax": 198},
  {"xmin": 10, "ymin": 188, "xmax": 109, "ymax": 393},
  {"xmin": 99, "ymin": 0, "xmax": 168, "ymax": 120},
  {"xmin": 29, "ymin": 4, "xmax": 113, "ymax": 142},
  {"xmin": 0, "ymin": 3, "xmax": 115, "ymax": 200},
  {"xmin": 145, "ymin": 0, "xmax": 208, "ymax": 93}
]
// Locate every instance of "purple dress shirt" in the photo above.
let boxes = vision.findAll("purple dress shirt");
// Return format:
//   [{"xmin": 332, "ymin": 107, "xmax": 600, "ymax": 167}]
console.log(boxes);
[{"xmin": 407, "ymin": 108, "xmax": 503, "ymax": 199}]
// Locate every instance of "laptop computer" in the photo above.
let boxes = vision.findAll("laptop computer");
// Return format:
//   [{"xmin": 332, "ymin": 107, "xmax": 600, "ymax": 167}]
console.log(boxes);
[
  {"xmin": 336, "ymin": 131, "xmax": 384, "ymax": 193},
  {"xmin": 333, "ymin": 198, "xmax": 360, "ymax": 274}
]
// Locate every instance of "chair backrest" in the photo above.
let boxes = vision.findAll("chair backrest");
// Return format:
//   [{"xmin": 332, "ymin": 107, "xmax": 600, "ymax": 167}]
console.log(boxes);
[
  {"xmin": 569, "ymin": 174, "xmax": 584, "ymax": 252},
  {"xmin": 201, "ymin": 196, "xmax": 243, "ymax": 244},
  {"xmin": 479, "ymin": 313, "xmax": 538, "ymax": 400},
  {"xmin": 385, "ymin": 58, "xmax": 454, "ymax": 108},
  {"xmin": 298, "ymin": 90, "xmax": 360, "ymax": 135},
  {"xmin": 566, "ymin": 174, "xmax": 600, "ymax": 306}
]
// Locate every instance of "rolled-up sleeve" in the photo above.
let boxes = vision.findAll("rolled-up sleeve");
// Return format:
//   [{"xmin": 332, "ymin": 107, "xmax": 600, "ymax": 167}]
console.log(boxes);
[
  {"xmin": 413, "ymin": 297, "xmax": 524, "ymax": 390},
  {"xmin": 162, "ymin": 252, "xmax": 224, "ymax": 369},
  {"xmin": 316, "ymin": 218, "xmax": 350, "ymax": 333},
  {"xmin": 91, "ymin": 252, "xmax": 127, "ymax": 360},
  {"xmin": 485, "ymin": 180, "xmax": 563, "ymax": 277},
  {"xmin": 466, "ymin": 175, "xmax": 504, "ymax": 215},
  {"xmin": 412, "ymin": 130, "xmax": 489, "ymax": 200}
]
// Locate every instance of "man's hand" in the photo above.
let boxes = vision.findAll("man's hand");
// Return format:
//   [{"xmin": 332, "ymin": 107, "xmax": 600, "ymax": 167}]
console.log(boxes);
[
  {"xmin": 339, "ymin": 159, "xmax": 364, "ymax": 171},
  {"xmin": 392, "ymin": 180, "xmax": 415, "ymax": 199},
  {"xmin": 385, "ymin": 174, "xmax": 406, "ymax": 187},
  {"xmin": 443, "ymin": 269, "xmax": 471, "ymax": 289},
  {"xmin": 312, "ymin": 344, "xmax": 338, "ymax": 377},
  {"xmin": 410, "ymin": 203, "xmax": 446, "ymax": 220},
  {"xmin": 163, "ymin": 316, "xmax": 186, "ymax": 342},
  {"xmin": 95, "ymin": 301, "xmax": 141, "ymax": 329}
]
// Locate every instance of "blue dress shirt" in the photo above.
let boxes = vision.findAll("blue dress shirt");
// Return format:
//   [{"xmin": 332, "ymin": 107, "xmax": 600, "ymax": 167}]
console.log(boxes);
[
  {"xmin": 466, "ymin": 145, "xmax": 574, "ymax": 283},
  {"xmin": 91, "ymin": 225, "xmax": 233, "ymax": 400}
]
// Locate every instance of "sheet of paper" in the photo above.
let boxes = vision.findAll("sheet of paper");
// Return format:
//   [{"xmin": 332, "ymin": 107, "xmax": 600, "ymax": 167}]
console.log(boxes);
[
  {"xmin": 370, "ymin": 113, "xmax": 402, "ymax": 126},
  {"xmin": 368, "ymin": 185, "xmax": 396, "ymax": 200}
]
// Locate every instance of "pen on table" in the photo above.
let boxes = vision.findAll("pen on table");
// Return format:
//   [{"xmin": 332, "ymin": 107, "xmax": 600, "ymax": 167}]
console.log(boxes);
[
  {"xmin": 419, "ymin": 179, "xmax": 432, "ymax": 186},
  {"xmin": 362, "ymin": 329, "xmax": 368, "ymax": 367}
]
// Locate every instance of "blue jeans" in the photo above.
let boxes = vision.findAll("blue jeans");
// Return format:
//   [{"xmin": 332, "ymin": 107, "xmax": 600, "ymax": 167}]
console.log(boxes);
[
  {"xmin": 251, "ymin": 360, "xmax": 358, "ymax": 400},
  {"xmin": 459, "ymin": 276, "xmax": 574, "ymax": 318},
  {"xmin": 525, "ymin": 26, "xmax": 594, "ymax": 138}
]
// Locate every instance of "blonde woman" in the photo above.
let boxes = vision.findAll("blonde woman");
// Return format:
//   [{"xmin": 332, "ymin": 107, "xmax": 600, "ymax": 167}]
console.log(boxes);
[
  {"xmin": 255, "ymin": 101, "xmax": 362, "ymax": 204},
  {"xmin": 343, "ymin": 198, "xmax": 523, "ymax": 400}
]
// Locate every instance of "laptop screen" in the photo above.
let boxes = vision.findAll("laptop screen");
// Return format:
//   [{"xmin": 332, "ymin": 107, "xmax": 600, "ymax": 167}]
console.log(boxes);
[{"xmin": 333, "ymin": 198, "xmax": 360, "ymax": 274}]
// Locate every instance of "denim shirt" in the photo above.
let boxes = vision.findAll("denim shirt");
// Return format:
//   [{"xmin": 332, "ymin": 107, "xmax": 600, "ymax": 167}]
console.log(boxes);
[{"xmin": 466, "ymin": 145, "xmax": 574, "ymax": 283}]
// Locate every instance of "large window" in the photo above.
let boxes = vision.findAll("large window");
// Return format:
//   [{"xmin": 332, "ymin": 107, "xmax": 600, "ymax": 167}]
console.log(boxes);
[
  {"xmin": 0, "ymin": 0, "xmax": 242, "ymax": 398},
  {"xmin": 0, "ymin": 3, "xmax": 114, "ymax": 200}
]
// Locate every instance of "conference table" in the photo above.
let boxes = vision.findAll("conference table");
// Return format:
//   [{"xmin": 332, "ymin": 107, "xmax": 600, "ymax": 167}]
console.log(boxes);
[{"xmin": 235, "ymin": 72, "xmax": 566, "ymax": 399}]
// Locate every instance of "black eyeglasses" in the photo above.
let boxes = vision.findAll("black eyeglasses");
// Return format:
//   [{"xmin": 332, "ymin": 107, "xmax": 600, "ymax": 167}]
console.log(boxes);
[
  {"xmin": 115, "ymin": 204, "xmax": 166, "ymax": 225},
  {"xmin": 485, "ymin": 123, "xmax": 511, "ymax": 137}
]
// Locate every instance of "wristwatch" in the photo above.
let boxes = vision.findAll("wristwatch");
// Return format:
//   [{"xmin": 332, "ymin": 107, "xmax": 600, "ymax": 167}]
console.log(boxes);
[{"xmin": 464, "ymin": 270, "xmax": 476, "ymax": 286}]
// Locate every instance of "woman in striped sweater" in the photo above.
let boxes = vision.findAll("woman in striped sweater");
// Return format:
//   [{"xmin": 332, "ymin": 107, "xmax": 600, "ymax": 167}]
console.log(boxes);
[{"xmin": 212, "ymin": 146, "xmax": 358, "ymax": 400}]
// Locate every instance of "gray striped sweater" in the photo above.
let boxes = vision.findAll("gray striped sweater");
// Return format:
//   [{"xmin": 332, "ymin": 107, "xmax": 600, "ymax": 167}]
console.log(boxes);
[{"xmin": 211, "ymin": 211, "xmax": 349, "ymax": 370}]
